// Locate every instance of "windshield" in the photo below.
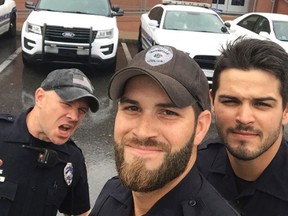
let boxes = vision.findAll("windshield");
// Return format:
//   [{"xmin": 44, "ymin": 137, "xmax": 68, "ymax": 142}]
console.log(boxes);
[
  {"xmin": 273, "ymin": 20, "xmax": 288, "ymax": 42},
  {"xmin": 163, "ymin": 11, "xmax": 226, "ymax": 33},
  {"xmin": 37, "ymin": 0, "xmax": 111, "ymax": 16}
]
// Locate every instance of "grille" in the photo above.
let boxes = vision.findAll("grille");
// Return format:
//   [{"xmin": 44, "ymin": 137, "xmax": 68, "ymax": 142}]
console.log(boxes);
[
  {"xmin": 43, "ymin": 25, "xmax": 97, "ymax": 43},
  {"xmin": 193, "ymin": 55, "xmax": 217, "ymax": 70}
]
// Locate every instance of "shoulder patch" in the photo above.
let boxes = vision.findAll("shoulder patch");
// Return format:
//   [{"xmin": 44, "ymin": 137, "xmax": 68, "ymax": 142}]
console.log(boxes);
[{"xmin": 0, "ymin": 113, "xmax": 14, "ymax": 122}]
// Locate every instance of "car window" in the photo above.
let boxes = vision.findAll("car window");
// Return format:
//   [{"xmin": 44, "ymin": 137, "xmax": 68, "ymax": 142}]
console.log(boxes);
[
  {"xmin": 273, "ymin": 20, "xmax": 288, "ymax": 41},
  {"xmin": 254, "ymin": 17, "xmax": 270, "ymax": 34},
  {"xmin": 163, "ymin": 11, "xmax": 225, "ymax": 33},
  {"xmin": 37, "ymin": 0, "xmax": 111, "ymax": 16},
  {"xmin": 148, "ymin": 6, "xmax": 163, "ymax": 25},
  {"xmin": 237, "ymin": 15, "xmax": 259, "ymax": 31}
]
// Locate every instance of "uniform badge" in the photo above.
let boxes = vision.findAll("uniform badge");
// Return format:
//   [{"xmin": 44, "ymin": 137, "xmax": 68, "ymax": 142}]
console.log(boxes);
[{"xmin": 64, "ymin": 162, "xmax": 73, "ymax": 186}]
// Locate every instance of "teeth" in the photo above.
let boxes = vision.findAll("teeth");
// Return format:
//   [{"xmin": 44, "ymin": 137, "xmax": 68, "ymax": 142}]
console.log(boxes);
[{"xmin": 60, "ymin": 125, "xmax": 71, "ymax": 131}]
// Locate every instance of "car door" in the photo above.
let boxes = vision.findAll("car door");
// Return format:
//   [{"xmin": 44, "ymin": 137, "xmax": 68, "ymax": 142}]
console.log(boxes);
[
  {"xmin": 230, "ymin": 14, "xmax": 265, "ymax": 40},
  {"xmin": 141, "ymin": 6, "xmax": 164, "ymax": 49},
  {"xmin": 0, "ymin": 0, "xmax": 10, "ymax": 36}
]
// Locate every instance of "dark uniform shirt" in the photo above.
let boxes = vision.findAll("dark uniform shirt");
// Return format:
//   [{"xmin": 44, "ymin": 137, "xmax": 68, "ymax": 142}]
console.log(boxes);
[
  {"xmin": 197, "ymin": 137, "xmax": 288, "ymax": 216},
  {"xmin": 90, "ymin": 165, "xmax": 240, "ymax": 216},
  {"xmin": 0, "ymin": 109, "xmax": 90, "ymax": 216}
]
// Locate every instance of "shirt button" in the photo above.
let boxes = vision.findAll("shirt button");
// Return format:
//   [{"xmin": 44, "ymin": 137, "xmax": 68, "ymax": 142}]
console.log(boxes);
[
  {"xmin": 188, "ymin": 200, "xmax": 197, "ymax": 207},
  {"xmin": 236, "ymin": 200, "xmax": 240, "ymax": 204},
  {"xmin": 31, "ymin": 186, "xmax": 37, "ymax": 191}
]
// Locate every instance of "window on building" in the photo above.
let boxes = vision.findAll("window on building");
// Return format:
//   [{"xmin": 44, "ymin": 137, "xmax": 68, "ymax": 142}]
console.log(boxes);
[
  {"xmin": 232, "ymin": 0, "xmax": 245, "ymax": 6},
  {"xmin": 212, "ymin": 0, "xmax": 225, "ymax": 4}
]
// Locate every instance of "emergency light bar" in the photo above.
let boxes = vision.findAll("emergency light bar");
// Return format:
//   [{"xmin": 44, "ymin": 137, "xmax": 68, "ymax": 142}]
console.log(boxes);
[{"xmin": 162, "ymin": 0, "xmax": 211, "ymax": 8}]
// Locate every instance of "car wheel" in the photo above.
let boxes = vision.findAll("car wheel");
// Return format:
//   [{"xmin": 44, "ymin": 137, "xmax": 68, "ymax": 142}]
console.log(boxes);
[
  {"xmin": 22, "ymin": 53, "xmax": 32, "ymax": 67},
  {"xmin": 137, "ymin": 26, "xmax": 143, "ymax": 52},
  {"xmin": 108, "ymin": 55, "xmax": 117, "ymax": 72},
  {"xmin": 7, "ymin": 13, "xmax": 16, "ymax": 37}
]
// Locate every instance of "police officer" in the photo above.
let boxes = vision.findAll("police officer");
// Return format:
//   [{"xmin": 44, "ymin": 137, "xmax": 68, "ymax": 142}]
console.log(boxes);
[
  {"xmin": 0, "ymin": 68, "xmax": 99, "ymax": 216},
  {"xmin": 197, "ymin": 38, "xmax": 288, "ymax": 215},
  {"xmin": 90, "ymin": 45, "xmax": 240, "ymax": 216}
]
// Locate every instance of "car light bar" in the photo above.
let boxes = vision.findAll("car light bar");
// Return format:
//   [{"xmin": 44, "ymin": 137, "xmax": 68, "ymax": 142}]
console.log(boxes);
[{"xmin": 162, "ymin": 0, "xmax": 211, "ymax": 8}]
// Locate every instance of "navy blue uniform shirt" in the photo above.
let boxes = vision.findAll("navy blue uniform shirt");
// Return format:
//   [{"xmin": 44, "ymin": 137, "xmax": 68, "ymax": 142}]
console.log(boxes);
[
  {"xmin": 197, "ymin": 137, "xmax": 288, "ymax": 216},
  {"xmin": 90, "ymin": 165, "xmax": 240, "ymax": 216},
  {"xmin": 0, "ymin": 109, "xmax": 90, "ymax": 216}
]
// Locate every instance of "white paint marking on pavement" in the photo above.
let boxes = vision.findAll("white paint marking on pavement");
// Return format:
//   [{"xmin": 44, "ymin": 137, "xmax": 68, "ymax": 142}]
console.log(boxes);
[
  {"xmin": 121, "ymin": 42, "xmax": 132, "ymax": 63},
  {"xmin": 0, "ymin": 47, "xmax": 22, "ymax": 73}
]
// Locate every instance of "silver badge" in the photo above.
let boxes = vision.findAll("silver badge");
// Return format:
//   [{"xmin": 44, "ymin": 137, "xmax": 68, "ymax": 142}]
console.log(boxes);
[
  {"xmin": 145, "ymin": 46, "xmax": 173, "ymax": 67},
  {"xmin": 64, "ymin": 162, "xmax": 73, "ymax": 186}
]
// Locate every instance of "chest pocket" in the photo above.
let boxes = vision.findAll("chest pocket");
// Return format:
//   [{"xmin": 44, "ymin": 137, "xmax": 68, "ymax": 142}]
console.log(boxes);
[
  {"xmin": 44, "ymin": 183, "xmax": 68, "ymax": 216},
  {"xmin": 0, "ymin": 180, "xmax": 18, "ymax": 216}
]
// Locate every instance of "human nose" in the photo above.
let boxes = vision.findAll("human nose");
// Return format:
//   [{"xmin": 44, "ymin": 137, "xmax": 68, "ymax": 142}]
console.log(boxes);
[
  {"xmin": 66, "ymin": 108, "xmax": 79, "ymax": 122},
  {"xmin": 132, "ymin": 114, "xmax": 158, "ymax": 140},
  {"xmin": 235, "ymin": 104, "xmax": 254, "ymax": 125}
]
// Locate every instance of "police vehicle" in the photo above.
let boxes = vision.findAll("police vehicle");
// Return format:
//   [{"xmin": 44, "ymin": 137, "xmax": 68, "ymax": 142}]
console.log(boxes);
[
  {"xmin": 21, "ymin": 0, "xmax": 124, "ymax": 70},
  {"xmin": 138, "ymin": 0, "xmax": 236, "ymax": 85},
  {"xmin": 0, "ymin": 0, "xmax": 16, "ymax": 37}
]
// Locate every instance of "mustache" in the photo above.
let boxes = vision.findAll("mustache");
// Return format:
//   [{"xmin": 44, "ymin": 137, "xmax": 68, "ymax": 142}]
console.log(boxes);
[
  {"xmin": 228, "ymin": 124, "xmax": 261, "ymax": 135},
  {"xmin": 122, "ymin": 137, "xmax": 170, "ymax": 151}
]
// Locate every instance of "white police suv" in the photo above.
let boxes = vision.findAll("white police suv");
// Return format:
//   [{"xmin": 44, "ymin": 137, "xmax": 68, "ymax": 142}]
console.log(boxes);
[
  {"xmin": 21, "ymin": 0, "xmax": 123, "ymax": 70},
  {"xmin": 138, "ymin": 0, "xmax": 236, "ymax": 85},
  {"xmin": 0, "ymin": 0, "xmax": 16, "ymax": 37}
]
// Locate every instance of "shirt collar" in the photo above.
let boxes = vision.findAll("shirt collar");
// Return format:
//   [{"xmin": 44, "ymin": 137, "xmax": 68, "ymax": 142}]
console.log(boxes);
[{"xmin": 4, "ymin": 108, "xmax": 71, "ymax": 154}]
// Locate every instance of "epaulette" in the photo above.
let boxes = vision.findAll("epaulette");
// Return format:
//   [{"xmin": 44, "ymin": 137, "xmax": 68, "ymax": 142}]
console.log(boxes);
[{"xmin": 0, "ymin": 113, "xmax": 15, "ymax": 122}]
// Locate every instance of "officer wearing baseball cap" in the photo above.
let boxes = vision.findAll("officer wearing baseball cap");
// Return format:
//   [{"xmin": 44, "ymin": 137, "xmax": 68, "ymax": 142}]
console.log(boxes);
[
  {"xmin": 0, "ymin": 68, "xmax": 98, "ymax": 215},
  {"xmin": 90, "ymin": 45, "xmax": 239, "ymax": 215}
]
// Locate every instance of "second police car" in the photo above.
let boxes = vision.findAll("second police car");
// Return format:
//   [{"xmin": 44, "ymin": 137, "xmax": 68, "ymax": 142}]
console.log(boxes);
[
  {"xmin": 21, "ymin": 0, "xmax": 123, "ymax": 70},
  {"xmin": 0, "ymin": 0, "xmax": 16, "ymax": 37},
  {"xmin": 138, "ymin": 0, "xmax": 236, "ymax": 85}
]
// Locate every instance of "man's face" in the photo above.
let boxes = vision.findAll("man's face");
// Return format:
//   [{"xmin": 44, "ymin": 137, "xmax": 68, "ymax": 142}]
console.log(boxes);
[
  {"xmin": 114, "ymin": 75, "xmax": 199, "ymax": 192},
  {"xmin": 212, "ymin": 68, "xmax": 288, "ymax": 161},
  {"xmin": 34, "ymin": 89, "xmax": 89, "ymax": 144}
]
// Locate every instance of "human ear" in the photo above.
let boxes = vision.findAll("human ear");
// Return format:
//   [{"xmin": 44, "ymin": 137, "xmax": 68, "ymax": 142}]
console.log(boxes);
[
  {"xmin": 34, "ymin": 88, "xmax": 46, "ymax": 108},
  {"xmin": 193, "ymin": 110, "xmax": 211, "ymax": 146},
  {"xmin": 282, "ymin": 103, "xmax": 288, "ymax": 125}
]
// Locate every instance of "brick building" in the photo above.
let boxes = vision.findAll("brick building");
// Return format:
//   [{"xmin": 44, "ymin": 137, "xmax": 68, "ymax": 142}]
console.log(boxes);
[{"xmin": 14, "ymin": 0, "xmax": 288, "ymax": 14}]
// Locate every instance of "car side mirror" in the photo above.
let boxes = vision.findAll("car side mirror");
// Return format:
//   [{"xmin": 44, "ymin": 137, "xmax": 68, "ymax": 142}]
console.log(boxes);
[
  {"xmin": 148, "ymin": 20, "xmax": 159, "ymax": 30},
  {"xmin": 221, "ymin": 26, "xmax": 228, "ymax": 33},
  {"xmin": 259, "ymin": 31, "xmax": 270, "ymax": 39},
  {"xmin": 111, "ymin": 5, "xmax": 124, "ymax": 16},
  {"xmin": 25, "ymin": 1, "xmax": 35, "ymax": 10},
  {"xmin": 224, "ymin": 21, "xmax": 231, "ymax": 28}
]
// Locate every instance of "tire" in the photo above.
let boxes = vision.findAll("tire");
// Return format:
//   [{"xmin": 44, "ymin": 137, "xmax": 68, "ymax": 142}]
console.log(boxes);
[
  {"xmin": 7, "ymin": 13, "xmax": 16, "ymax": 37},
  {"xmin": 137, "ymin": 26, "xmax": 143, "ymax": 52},
  {"xmin": 22, "ymin": 53, "xmax": 32, "ymax": 67}
]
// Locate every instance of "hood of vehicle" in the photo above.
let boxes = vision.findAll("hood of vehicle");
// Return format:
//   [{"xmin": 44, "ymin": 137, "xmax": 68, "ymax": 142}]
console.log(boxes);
[
  {"xmin": 276, "ymin": 40, "xmax": 288, "ymax": 53},
  {"xmin": 155, "ymin": 29, "xmax": 236, "ymax": 56},
  {"xmin": 26, "ymin": 11, "xmax": 117, "ymax": 30}
]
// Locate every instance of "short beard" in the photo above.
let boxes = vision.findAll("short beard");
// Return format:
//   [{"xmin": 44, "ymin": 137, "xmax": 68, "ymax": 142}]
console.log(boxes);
[
  {"xmin": 218, "ymin": 123, "xmax": 281, "ymax": 161},
  {"xmin": 114, "ymin": 134, "xmax": 195, "ymax": 192}
]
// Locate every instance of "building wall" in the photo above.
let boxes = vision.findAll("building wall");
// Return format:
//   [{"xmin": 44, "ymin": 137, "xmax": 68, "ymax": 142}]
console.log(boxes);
[{"xmin": 14, "ymin": 0, "xmax": 288, "ymax": 14}]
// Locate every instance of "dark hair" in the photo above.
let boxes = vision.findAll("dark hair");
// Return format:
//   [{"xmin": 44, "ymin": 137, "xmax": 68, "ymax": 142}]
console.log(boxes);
[{"xmin": 211, "ymin": 37, "xmax": 288, "ymax": 109}]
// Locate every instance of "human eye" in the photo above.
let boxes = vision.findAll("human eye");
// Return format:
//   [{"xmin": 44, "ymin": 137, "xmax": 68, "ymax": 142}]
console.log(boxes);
[
  {"xmin": 219, "ymin": 97, "xmax": 239, "ymax": 106},
  {"xmin": 79, "ymin": 108, "xmax": 88, "ymax": 115},
  {"xmin": 253, "ymin": 101, "xmax": 272, "ymax": 109},
  {"xmin": 121, "ymin": 104, "xmax": 140, "ymax": 113},
  {"xmin": 162, "ymin": 109, "xmax": 178, "ymax": 116},
  {"xmin": 62, "ymin": 101, "xmax": 72, "ymax": 107}
]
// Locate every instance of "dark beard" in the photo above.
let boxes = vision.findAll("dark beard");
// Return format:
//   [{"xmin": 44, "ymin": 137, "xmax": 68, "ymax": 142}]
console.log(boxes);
[{"xmin": 114, "ymin": 133, "xmax": 195, "ymax": 192}]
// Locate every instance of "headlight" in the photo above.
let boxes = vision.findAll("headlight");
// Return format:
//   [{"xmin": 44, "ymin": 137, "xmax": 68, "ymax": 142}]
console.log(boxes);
[
  {"xmin": 28, "ymin": 23, "xmax": 42, "ymax": 35},
  {"xmin": 96, "ymin": 29, "xmax": 113, "ymax": 39}
]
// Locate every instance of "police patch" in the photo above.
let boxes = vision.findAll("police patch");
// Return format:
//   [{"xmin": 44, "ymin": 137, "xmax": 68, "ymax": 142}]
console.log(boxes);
[{"xmin": 64, "ymin": 162, "xmax": 73, "ymax": 186}]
